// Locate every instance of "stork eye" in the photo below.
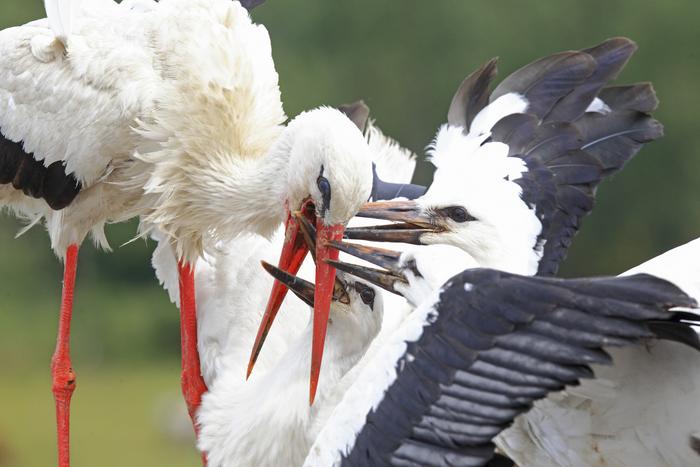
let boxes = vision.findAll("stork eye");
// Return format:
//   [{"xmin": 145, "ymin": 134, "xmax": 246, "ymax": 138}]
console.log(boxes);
[
  {"xmin": 316, "ymin": 172, "xmax": 332, "ymax": 216},
  {"xmin": 444, "ymin": 206, "xmax": 473, "ymax": 223},
  {"xmin": 317, "ymin": 176, "xmax": 331, "ymax": 197},
  {"xmin": 355, "ymin": 283, "xmax": 375, "ymax": 307}
]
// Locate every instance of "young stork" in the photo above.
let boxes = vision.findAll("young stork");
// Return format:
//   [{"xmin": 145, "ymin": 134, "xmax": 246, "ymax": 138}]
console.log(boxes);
[
  {"xmin": 0, "ymin": 0, "xmax": 372, "ymax": 463},
  {"xmin": 153, "ymin": 193, "xmax": 384, "ymax": 465},
  {"xmin": 347, "ymin": 37, "xmax": 662, "ymax": 276},
  {"xmin": 336, "ymin": 40, "xmax": 700, "ymax": 465},
  {"xmin": 316, "ymin": 243, "xmax": 700, "ymax": 467},
  {"xmin": 194, "ymin": 259, "xmax": 384, "ymax": 467}
]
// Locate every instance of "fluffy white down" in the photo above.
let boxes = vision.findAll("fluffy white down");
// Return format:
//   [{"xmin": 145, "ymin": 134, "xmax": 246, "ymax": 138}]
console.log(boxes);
[
  {"xmin": 365, "ymin": 120, "xmax": 417, "ymax": 184},
  {"xmin": 190, "ymin": 231, "xmax": 384, "ymax": 467},
  {"xmin": 421, "ymin": 123, "xmax": 543, "ymax": 275},
  {"xmin": 496, "ymin": 237, "xmax": 700, "ymax": 467},
  {"xmin": 1, "ymin": 0, "xmax": 285, "ymax": 255}
]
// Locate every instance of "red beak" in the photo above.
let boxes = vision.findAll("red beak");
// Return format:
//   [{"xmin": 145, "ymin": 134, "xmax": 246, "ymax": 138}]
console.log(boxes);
[
  {"xmin": 247, "ymin": 202, "xmax": 314, "ymax": 378},
  {"xmin": 309, "ymin": 221, "xmax": 344, "ymax": 405}
]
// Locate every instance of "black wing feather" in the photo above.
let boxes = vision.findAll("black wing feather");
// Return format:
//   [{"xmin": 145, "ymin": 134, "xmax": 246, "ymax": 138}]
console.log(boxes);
[
  {"xmin": 337, "ymin": 100, "xmax": 371, "ymax": 133},
  {"xmin": 0, "ymin": 131, "xmax": 81, "ymax": 210},
  {"xmin": 341, "ymin": 269, "xmax": 696, "ymax": 467},
  {"xmin": 545, "ymin": 37, "xmax": 637, "ymax": 122},
  {"xmin": 490, "ymin": 52, "xmax": 596, "ymax": 120},
  {"xmin": 447, "ymin": 38, "xmax": 663, "ymax": 276},
  {"xmin": 239, "ymin": 0, "xmax": 266, "ymax": 11},
  {"xmin": 448, "ymin": 58, "xmax": 499, "ymax": 131}
]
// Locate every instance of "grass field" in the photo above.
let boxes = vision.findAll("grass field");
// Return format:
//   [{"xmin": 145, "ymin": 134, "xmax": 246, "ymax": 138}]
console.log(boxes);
[{"xmin": 0, "ymin": 365, "xmax": 200, "ymax": 467}]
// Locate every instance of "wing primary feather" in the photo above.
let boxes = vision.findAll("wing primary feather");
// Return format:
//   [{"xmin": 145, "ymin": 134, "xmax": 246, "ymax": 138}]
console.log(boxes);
[{"xmin": 335, "ymin": 270, "xmax": 696, "ymax": 466}]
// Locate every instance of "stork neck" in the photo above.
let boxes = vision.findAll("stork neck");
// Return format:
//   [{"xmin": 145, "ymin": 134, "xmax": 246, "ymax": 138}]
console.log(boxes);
[
  {"xmin": 472, "ymin": 243, "xmax": 541, "ymax": 276},
  {"xmin": 197, "ymin": 140, "xmax": 292, "ymax": 252}
]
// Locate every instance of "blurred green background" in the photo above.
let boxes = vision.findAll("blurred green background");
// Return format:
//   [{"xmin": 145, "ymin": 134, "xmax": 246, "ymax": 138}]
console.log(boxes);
[{"xmin": 1, "ymin": 1, "xmax": 699, "ymax": 466}]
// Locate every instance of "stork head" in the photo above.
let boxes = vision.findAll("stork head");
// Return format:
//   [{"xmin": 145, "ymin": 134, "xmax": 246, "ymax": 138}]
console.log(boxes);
[
  {"xmin": 347, "ymin": 125, "xmax": 543, "ymax": 275},
  {"xmin": 261, "ymin": 262, "xmax": 383, "ymax": 393},
  {"xmin": 284, "ymin": 107, "xmax": 373, "ymax": 226},
  {"xmin": 249, "ymin": 107, "xmax": 373, "ymax": 404},
  {"xmin": 327, "ymin": 241, "xmax": 473, "ymax": 308}
]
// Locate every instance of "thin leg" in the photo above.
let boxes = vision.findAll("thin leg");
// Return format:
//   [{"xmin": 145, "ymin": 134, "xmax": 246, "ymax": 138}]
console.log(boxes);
[
  {"xmin": 51, "ymin": 244, "xmax": 79, "ymax": 467},
  {"xmin": 177, "ymin": 261, "xmax": 208, "ymax": 464}
]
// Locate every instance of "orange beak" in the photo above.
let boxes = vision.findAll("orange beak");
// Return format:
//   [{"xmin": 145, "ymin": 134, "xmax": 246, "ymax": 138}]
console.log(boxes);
[
  {"xmin": 247, "ymin": 201, "xmax": 345, "ymax": 405},
  {"xmin": 247, "ymin": 201, "xmax": 314, "ymax": 378},
  {"xmin": 309, "ymin": 220, "xmax": 344, "ymax": 405}
]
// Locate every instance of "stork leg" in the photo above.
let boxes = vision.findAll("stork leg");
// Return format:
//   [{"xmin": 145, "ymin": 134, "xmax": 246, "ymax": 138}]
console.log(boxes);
[
  {"xmin": 51, "ymin": 244, "xmax": 79, "ymax": 467},
  {"xmin": 177, "ymin": 261, "xmax": 208, "ymax": 465}
]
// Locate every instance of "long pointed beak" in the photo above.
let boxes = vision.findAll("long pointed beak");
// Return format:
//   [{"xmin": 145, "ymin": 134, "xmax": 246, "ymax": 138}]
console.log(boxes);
[
  {"xmin": 346, "ymin": 200, "xmax": 438, "ymax": 244},
  {"xmin": 260, "ymin": 261, "xmax": 350, "ymax": 308},
  {"xmin": 247, "ymin": 202, "xmax": 315, "ymax": 379},
  {"xmin": 310, "ymin": 221, "xmax": 345, "ymax": 405},
  {"xmin": 261, "ymin": 261, "xmax": 315, "ymax": 307},
  {"xmin": 327, "ymin": 241, "xmax": 409, "ymax": 296}
]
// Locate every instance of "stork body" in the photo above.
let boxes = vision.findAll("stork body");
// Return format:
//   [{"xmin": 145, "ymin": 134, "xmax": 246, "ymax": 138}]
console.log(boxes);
[
  {"xmin": 1, "ymin": 0, "xmax": 377, "ymax": 463},
  {"xmin": 306, "ymin": 246, "xmax": 699, "ymax": 467},
  {"xmin": 152, "ymin": 224, "xmax": 383, "ymax": 466},
  {"xmin": 344, "ymin": 39, "xmax": 700, "ymax": 466}
]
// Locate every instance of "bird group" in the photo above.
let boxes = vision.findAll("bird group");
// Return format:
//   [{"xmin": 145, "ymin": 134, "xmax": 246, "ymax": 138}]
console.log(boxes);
[{"xmin": 1, "ymin": 1, "xmax": 698, "ymax": 466}]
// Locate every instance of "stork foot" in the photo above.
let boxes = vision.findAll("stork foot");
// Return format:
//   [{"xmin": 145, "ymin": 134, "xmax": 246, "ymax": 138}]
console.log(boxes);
[{"xmin": 51, "ymin": 354, "xmax": 76, "ymax": 467}]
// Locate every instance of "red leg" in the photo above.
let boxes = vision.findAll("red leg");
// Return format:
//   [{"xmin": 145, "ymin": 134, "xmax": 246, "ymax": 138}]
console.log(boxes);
[
  {"xmin": 51, "ymin": 244, "xmax": 79, "ymax": 467},
  {"xmin": 177, "ymin": 261, "xmax": 208, "ymax": 464}
]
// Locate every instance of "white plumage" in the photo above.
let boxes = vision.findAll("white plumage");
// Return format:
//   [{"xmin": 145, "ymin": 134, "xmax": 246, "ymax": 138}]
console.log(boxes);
[
  {"xmin": 339, "ymin": 39, "xmax": 697, "ymax": 466},
  {"xmin": 2, "ymin": 2, "xmax": 376, "ymax": 464},
  {"xmin": 148, "ymin": 120, "xmax": 416, "ymax": 465}
]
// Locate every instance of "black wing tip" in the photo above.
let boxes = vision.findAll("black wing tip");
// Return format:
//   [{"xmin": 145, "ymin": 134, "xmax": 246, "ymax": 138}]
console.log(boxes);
[
  {"xmin": 586, "ymin": 36, "xmax": 638, "ymax": 55},
  {"xmin": 447, "ymin": 57, "xmax": 499, "ymax": 129},
  {"xmin": 239, "ymin": 0, "xmax": 266, "ymax": 11}
]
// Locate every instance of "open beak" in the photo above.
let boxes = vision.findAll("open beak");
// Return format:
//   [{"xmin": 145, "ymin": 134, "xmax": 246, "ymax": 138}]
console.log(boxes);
[
  {"xmin": 345, "ymin": 200, "xmax": 438, "ymax": 244},
  {"xmin": 247, "ymin": 200, "xmax": 315, "ymax": 378},
  {"xmin": 309, "ymin": 220, "xmax": 345, "ymax": 404},
  {"xmin": 247, "ymin": 200, "xmax": 346, "ymax": 406},
  {"xmin": 261, "ymin": 261, "xmax": 315, "ymax": 307},
  {"xmin": 281, "ymin": 210, "xmax": 349, "ymax": 404},
  {"xmin": 326, "ymin": 241, "xmax": 410, "ymax": 297},
  {"xmin": 260, "ymin": 261, "xmax": 350, "ymax": 308}
]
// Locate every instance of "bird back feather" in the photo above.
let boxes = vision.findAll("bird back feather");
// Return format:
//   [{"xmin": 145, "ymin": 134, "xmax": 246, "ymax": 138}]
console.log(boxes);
[{"xmin": 44, "ymin": 0, "xmax": 83, "ymax": 44}]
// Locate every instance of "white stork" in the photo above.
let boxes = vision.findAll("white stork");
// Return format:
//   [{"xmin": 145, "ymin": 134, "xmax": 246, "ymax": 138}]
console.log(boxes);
[
  {"xmin": 150, "ymin": 102, "xmax": 419, "ymax": 388},
  {"xmin": 145, "ymin": 105, "xmax": 421, "ymax": 463},
  {"xmin": 0, "ymin": 0, "xmax": 374, "ymax": 464},
  {"xmin": 308, "ymin": 243, "xmax": 699, "ymax": 467},
  {"xmin": 335, "ymin": 39, "xmax": 700, "ymax": 465},
  {"xmin": 348, "ymin": 37, "xmax": 662, "ymax": 276}
]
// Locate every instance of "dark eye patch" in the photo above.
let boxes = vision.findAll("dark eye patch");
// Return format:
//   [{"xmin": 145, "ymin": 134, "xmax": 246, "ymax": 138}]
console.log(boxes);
[
  {"xmin": 354, "ymin": 282, "xmax": 375, "ymax": 308},
  {"xmin": 439, "ymin": 206, "xmax": 475, "ymax": 223}
]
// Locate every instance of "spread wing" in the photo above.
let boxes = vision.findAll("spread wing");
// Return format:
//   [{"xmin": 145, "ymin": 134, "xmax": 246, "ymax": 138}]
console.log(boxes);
[
  {"xmin": 303, "ymin": 270, "xmax": 695, "ymax": 467},
  {"xmin": 440, "ymin": 38, "xmax": 662, "ymax": 276}
]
